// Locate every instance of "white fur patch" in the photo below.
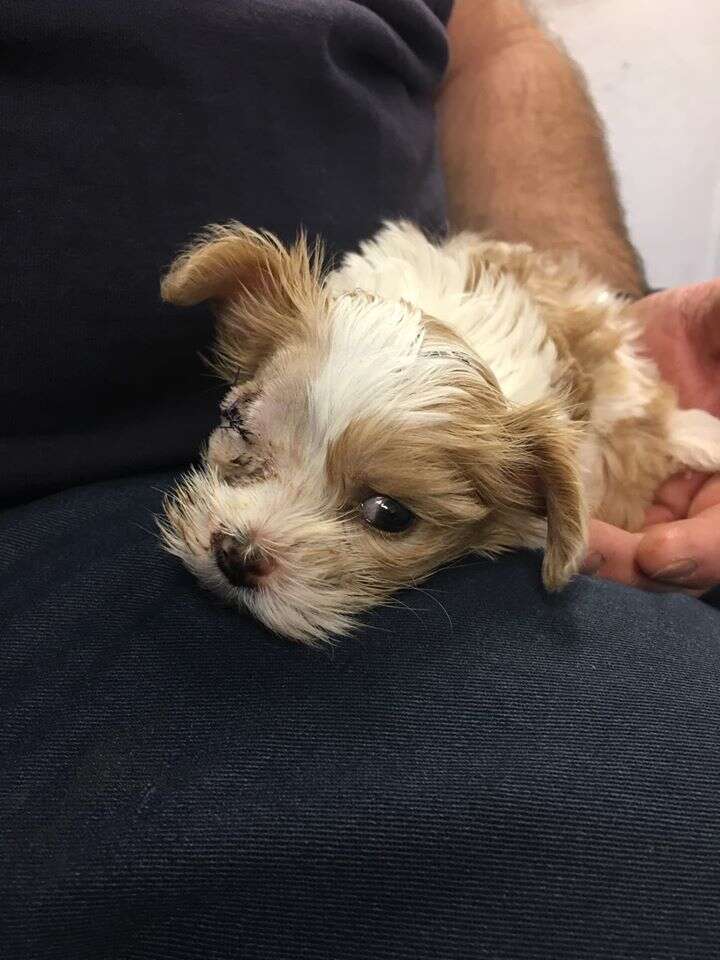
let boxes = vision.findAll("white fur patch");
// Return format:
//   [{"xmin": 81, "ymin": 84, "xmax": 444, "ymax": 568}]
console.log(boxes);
[
  {"xmin": 669, "ymin": 407, "xmax": 720, "ymax": 472},
  {"xmin": 329, "ymin": 221, "xmax": 558, "ymax": 406},
  {"xmin": 309, "ymin": 292, "xmax": 484, "ymax": 448}
]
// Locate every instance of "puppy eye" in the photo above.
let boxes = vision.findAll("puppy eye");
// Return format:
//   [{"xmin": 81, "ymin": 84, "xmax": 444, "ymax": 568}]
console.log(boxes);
[{"xmin": 360, "ymin": 495, "xmax": 415, "ymax": 533}]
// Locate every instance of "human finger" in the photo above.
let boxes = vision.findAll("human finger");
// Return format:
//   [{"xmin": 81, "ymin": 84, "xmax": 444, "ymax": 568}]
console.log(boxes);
[
  {"xmin": 646, "ymin": 470, "xmax": 707, "ymax": 523},
  {"xmin": 636, "ymin": 504, "xmax": 720, "ymax": 593},
  {"xmin": 584, "ymin": 519, "xmax": 678, "ymax": 592},
  {"xmin": 688, "ymin": 474, "xmax": 720, "ymax": 518}
]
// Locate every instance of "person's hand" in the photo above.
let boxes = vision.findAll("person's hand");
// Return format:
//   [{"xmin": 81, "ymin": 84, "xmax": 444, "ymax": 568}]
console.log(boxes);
[{"xmin": 584, "ymin": 280, "xmax": 720, "ymax": 594}]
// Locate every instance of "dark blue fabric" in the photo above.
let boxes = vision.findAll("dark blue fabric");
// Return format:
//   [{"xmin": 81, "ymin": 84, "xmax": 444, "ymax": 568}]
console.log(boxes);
[
  {"xmin": 2, "ymin": 472, "xmax": 720, "ymax": 959},
  {"xmin": 1, "ymin": 0, "xmax": 451, "ymax": 507},
  {"xmin": 3, "ymin": 2, "xmax": 720, "ymax": 957}
]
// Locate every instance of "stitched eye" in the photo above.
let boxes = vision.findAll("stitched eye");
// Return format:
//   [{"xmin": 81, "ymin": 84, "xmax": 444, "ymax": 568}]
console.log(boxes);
[
  {"xmin": 220, "ymin": 403, "xmax": 255, "ymax": 443},
  {"xmin": 360, "ymin": 495, "xmax": 415, "ymax": 533}
]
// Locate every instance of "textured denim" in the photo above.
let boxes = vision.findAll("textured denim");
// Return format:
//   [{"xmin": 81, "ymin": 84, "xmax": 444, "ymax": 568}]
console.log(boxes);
[{"xmin": 2, "ymin": 473, "xmax": 719, "ymax": 959}]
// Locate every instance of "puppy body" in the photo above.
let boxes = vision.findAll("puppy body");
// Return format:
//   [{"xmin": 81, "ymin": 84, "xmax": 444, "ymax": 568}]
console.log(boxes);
[
  {"xmin": 329, "ymin": 223, "xmax": 719, "ymax": 532},
  {"xmin": 160, "ymin": 221, "xmax": 720, "ymax": 641}
]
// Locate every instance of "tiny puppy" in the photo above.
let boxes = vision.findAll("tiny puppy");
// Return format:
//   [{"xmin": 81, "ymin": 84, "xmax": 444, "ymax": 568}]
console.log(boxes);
[{"xmin": 159, "ymin": 221, "xmax": 720, "ymax": 642}]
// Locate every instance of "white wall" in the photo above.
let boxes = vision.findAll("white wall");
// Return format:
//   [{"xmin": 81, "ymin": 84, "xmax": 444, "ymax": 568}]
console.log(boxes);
[{"xmin": 537, "ymin": 0, "xmax": 720, "ymax": 287}]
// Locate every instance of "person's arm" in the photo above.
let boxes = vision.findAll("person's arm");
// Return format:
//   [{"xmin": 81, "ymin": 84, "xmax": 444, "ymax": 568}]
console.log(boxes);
[{"xmin": 438, "ymin": 0, "xmax": 647, "ymax": 296}]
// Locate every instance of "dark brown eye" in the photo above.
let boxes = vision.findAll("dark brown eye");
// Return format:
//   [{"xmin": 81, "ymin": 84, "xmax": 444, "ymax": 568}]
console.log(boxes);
[{"xmin": 360, "ymin": 495, "xmax": 414, "ymax": 533}]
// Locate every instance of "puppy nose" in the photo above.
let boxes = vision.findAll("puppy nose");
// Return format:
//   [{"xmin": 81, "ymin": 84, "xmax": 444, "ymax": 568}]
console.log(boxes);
[{"xmin": 211, "ymin": 533, "xmax": 275, "ymax": 589}]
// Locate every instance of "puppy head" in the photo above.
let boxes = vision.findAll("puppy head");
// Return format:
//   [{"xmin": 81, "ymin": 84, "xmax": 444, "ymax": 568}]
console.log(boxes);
[{"xmin": 160, "ymin": 225, "xmax": 587, "ymax": 643}]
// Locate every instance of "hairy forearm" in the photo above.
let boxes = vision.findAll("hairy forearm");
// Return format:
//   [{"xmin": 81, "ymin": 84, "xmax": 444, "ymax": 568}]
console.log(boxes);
[{"xmin": 438, "ymin": 0, "xmax": 647, "ymax": 296}]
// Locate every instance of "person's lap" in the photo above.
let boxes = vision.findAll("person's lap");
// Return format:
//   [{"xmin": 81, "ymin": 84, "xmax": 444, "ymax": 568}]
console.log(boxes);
[{"xmin": 3, "ymin": 472, "xmax": 720, "ymax": 959}]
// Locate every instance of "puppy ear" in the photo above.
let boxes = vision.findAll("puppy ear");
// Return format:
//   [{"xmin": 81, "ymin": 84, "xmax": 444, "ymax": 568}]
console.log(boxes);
[
  {"xmin": 161, "ymin": 222, "xmax": 325, "ymax": 379},
  {"xmin": 505, "ymin": 401, "xmax": 588, "ymax": 590}
]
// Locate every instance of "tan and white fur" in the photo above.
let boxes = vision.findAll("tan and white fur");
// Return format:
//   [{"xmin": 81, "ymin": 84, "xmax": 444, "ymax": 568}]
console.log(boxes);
[{"xmin": 159, "ymin": 221, "xmax": 720, "ymax": 642}]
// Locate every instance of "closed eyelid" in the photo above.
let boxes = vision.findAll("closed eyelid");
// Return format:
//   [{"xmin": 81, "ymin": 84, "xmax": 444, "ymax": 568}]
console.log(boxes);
[{"xmin": 220, "ymin": 384, "xmax": 261, "ymax": 422}]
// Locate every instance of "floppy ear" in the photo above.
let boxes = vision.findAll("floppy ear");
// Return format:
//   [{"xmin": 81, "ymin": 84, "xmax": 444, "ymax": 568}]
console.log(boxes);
[
  {"xmin": 454, "ymin": 386, "xmax": 587, "ymax": 590},
  {"xmin": 504, "ymin": 400, "xmax": 588, "ymax": 590},
  {"xmin": 161, "ymin": 222, "xmax": 324, "ymax": 380},
  {"xmin": 420, "ymin": 325, "xmax": 587, "ymax": 590}
]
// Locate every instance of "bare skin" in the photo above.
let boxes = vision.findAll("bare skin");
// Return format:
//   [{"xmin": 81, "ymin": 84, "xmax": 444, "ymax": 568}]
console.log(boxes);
[
  {"xmin": 438, "ymin": 0, "xmax": 647, "ymax": 296},
  {"xmin": 438, "ymin": 0, "xmax": 720, "ymax": 594}
]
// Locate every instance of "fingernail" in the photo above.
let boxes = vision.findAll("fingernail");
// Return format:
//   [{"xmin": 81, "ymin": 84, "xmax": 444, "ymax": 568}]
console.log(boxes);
[
  {"xmin": 651, "ymin": 559, "xmax": 697, "ymax": 583},
  {"xmin": 581, "ymin": 552, "xmax": 605, "ymax": 575}
]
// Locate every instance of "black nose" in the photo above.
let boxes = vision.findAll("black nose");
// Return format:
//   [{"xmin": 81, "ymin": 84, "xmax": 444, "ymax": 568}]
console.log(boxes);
[{"xmin": 211, "ymin": 534, "xmax": 275, "ymax": 589}]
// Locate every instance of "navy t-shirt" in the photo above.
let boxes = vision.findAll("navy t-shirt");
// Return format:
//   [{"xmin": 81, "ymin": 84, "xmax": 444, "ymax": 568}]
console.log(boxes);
[{"xmin": 1, "ymin": 0, "xmax": 453, "ymax": 506}]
